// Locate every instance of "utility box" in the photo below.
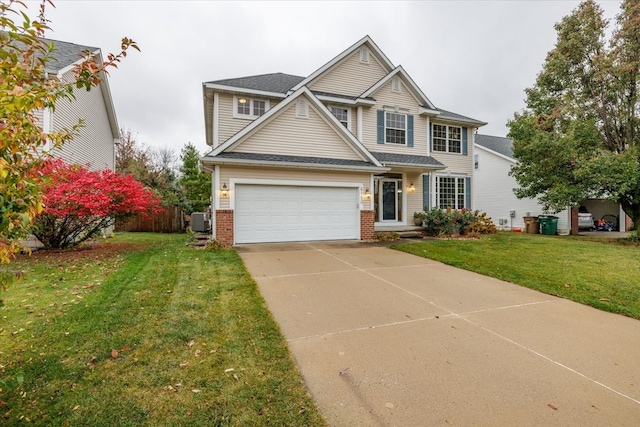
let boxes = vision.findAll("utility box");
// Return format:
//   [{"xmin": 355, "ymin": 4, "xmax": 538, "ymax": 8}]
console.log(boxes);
[{"xmin": 191, "ymin": 212, "xmax": 210, "ymax": 232}]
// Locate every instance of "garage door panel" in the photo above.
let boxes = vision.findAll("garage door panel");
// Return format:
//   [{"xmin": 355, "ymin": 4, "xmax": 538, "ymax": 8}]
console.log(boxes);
[{"xmin": 234, "ymin": 184, "xmax": 359, "ymax": 244}]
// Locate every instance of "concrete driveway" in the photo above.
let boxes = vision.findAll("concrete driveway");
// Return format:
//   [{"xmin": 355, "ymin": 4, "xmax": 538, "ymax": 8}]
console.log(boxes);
[{"xmin": 237, "ymin": 241, "xmax": 640, "ymax": 426}]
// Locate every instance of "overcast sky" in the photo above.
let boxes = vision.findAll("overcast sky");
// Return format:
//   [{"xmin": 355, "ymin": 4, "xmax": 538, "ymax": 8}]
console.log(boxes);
[{"xmin": 34, "ymin": 0, "xmax": 623, "ymax": 156}]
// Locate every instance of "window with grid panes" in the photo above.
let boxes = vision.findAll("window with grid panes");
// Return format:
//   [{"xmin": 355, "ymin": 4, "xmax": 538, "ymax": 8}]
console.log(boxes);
[
  {"xmin": 432, "ymin": 124, "xmax": 462, "ymax": 153},
  {"xmin": 330, "ymin": 107, "xmax": 349, "ymax": 128},
  {"xmin": 385, "ymin": 112, "xmax": 406, "ymax": 144},
  {"xmin": 436, "ymin": 176, "xmax": 465, "ymax": 209}
]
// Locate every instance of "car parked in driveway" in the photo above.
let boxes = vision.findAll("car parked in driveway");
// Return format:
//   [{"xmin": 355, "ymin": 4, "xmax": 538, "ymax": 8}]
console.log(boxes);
[{"xmin": 578, "ymin": 206, "xmax": 595, "ymax": 230}]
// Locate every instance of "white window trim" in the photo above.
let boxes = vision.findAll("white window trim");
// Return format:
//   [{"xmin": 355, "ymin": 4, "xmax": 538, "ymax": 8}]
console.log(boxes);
[
  {"xmin": 384, "ymin": 111, "xmax": 408, "ymax": 146},
  {"xmin": 233, "ymin": 95, "xmax": 270, "ymax": 119},
  {"xmin": 432, "ymin": 124, "xmax": 463, "ymax": 154},
  {"xmin": 435, "ymin": 175, "xmax": 466, "ymax": 210},
  {"xmin": 329, "ymin": 105, "xmax": 351, "ymax": 131}
]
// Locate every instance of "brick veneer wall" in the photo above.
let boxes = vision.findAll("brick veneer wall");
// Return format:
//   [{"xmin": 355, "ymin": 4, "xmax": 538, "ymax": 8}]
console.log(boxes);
[
  {"xmin": 361, "ymin": 210, "xmax": 375, "ymax": 240},
  {"xmin": 625, "ymin": 214, "xmax": 633, "ymax": 232},
  {"xmin": 570, "ymin": 207, "xmax": 579, "ymax": 235},
  {"xmin": 215, "ymin": 210, "xmax": 234, "ymax": 247}
]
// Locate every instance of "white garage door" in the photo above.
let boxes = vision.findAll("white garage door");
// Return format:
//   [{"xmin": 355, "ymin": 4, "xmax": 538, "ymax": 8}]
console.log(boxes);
[{"xmin": 235, "ymin": 184, "xmax": 359, "ymax": 244}]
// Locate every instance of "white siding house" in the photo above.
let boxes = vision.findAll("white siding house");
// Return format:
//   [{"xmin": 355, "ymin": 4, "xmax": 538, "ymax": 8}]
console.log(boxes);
[
  {"xmin": 41, "ymin": 38, "xmax": 120, "ymax": 171},
  {"xmin": 474, "ymin": 134, "xmax": 571, "ymax": 233}
]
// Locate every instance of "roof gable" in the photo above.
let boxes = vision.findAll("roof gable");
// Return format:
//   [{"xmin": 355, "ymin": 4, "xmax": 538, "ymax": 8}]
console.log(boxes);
[
  {"xmin": 208, "ymin": 87, "xmax": 383, "ymax": 167},
  {"xmin": 361, "ymin": 66, "xmax": 435, "ymax": 109},
  {"xmin": 289, "ymin": 35, "xmax": 395, "ymax": 94}
]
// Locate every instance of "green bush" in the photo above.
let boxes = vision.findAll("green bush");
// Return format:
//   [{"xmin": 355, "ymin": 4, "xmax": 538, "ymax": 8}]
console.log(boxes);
[{"xmin": 421, "ymin": 207, "xmax": 497, "ymax": 237}]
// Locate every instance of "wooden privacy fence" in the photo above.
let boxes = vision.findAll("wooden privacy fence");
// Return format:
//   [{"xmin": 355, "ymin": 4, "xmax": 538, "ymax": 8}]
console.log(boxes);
[{"xmin": 115, "ymin": 205, "xmax": 184, "ymax": 233}]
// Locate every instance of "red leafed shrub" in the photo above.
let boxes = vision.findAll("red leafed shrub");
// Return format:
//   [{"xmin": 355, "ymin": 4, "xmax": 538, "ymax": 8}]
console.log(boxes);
[{"xmin": 32, "ymin": 160, "xmax": 162, "ymax": 249}]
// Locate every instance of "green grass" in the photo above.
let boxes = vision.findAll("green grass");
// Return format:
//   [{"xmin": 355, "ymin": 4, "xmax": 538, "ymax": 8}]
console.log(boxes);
[
  {"xmin": 0, "ymin": 233, "xmax": 325, "ymax": 426},
  {"xmin": 394, "ymin": 232, "xmax": 640, "ymax": 319}
]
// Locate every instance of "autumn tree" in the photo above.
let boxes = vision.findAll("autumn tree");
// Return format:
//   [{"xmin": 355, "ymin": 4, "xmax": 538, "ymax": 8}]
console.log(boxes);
[
  {"xmin": 179, "ymin": 142, "xmax": 211, "ymax": 214},
  {"xmin": 32, "ymin": 160, "xmax": 162, "ymax": 249},
  {"xmin": 508, "ymin": 0, "xmax": 640, "ymax": 231},
  {"xmin": 116, "ymin": 129, "xmax": 183, "ymax": 206},
  {"xmin": 0, "ymin": 0, "xmax": 138, "ymax": 284}
]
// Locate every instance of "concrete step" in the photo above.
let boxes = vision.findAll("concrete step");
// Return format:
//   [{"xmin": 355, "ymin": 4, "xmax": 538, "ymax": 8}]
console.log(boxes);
[{"xmin": 396, "ymin": 231, "xmax": 423, "ymax": 238}]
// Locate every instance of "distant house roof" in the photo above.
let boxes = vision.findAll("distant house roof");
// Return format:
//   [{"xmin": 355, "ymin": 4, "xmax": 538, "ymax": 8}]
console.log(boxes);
[
  {"xmin": 475, "ymin": 134, "xmax": 514, "ymax": 159},
  {"xmin": 42, "ymin": 37, "xmax": 98, "ymax": 72},
  {"xmin": 206, "ymin": 73, "xmax": 305, "ymax": 94}
]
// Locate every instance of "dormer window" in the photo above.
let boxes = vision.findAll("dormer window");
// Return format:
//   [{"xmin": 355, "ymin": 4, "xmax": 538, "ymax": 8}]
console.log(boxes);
[
  {"xmin": 391, "ymin": 76, "xmax": 401, "ymax": 93},
  {"xmin": 330, "ymin": 106, "xmax": 349, "ymax": 128},
  {"xmin": 359, "ymin": 47, "xmax": 370, "ymax": 64},
  {"xmin": 234, "ymin": 96, "xmax": 270, "ymax": 119}
]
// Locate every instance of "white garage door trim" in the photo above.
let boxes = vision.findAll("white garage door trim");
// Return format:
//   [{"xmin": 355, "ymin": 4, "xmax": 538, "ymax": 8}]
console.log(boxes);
[{"xmin": 232, "ymin": 179, "xmax": 362, "ymax": 244}]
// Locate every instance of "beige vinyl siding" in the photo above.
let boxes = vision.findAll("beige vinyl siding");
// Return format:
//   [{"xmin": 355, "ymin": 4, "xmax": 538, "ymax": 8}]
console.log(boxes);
[
  {"xmin": 217, "ymin": 93, "xmax": 283, "ymax": 143},
  {"xmin": 51, "ymin": 70, "xmax": 115, "ymax": 170},
  {"xmin": 406, "ymin": 172, "xmax": 424, "ymax": 217},
  {"xmin": 309, "ymin": 50, "xmax": 389, "ymax": 97},
  {"xmin": 217, "ymin": 93, "xmax": 252, "ymax": 143},
  {"xmin": 350, "ymin": 107, "xmax": 357, "ymax": 137},
  {"xmin": 231, "ymin": 101, "xmax": 362, "ymax": 161},
  {"xmin": 361, "ymin": 80, "xmax": 427, "ymax": 155},
  {"xmin": 218, "ymin": 166, "xmax": 371, "ymax": 210}
]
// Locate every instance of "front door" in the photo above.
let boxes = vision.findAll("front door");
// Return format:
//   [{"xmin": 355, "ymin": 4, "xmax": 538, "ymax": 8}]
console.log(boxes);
[{"xmin": 375, "ymin": 177, "xmax": 403, "ymax": 222}]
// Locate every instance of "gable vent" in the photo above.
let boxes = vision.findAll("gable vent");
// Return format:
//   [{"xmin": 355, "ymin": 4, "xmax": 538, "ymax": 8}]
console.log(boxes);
[
  {"xmin": 392, "ymin": 76, "xmax": 401, "ymax": 93},
  {"xmin": 359, "ymin": 47, "xmax": 370, "ymax": 64},
  {"xmin": 295, "ymin": 99, "xmax": 309, "ymax": 118}
]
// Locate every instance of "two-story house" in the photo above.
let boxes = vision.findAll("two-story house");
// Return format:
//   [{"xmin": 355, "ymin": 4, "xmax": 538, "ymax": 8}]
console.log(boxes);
[
  {"xmin": 201, "ymin": 36, "xmax": 485, "ymax": 246},
  {"xmin": 37, "ymin": 38, "xmax": 120, "ymax": 171}
]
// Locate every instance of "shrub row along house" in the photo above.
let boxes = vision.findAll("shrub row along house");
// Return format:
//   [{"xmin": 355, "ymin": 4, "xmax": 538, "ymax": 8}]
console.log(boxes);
[{"xmin": 201, "ymin": 36, "xmax": 486, "ymax": 246}]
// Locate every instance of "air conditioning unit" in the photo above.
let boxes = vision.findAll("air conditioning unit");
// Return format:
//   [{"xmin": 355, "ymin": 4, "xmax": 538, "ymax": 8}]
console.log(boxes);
[{"xmin": 191, "ymin": 212, "xmax": 210, "ymax": 232}]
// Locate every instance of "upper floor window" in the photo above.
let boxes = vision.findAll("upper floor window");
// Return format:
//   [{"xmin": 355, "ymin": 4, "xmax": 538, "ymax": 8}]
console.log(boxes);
[
  {"xmin": 474, "ymin": 153, "xmax": 479, "ymax": 170},
  {"xmin": 234, "ymin": 96, "xmax": 270, "ymax": 119},
  {"xmin": 385, "ymin": 112, "xmax": 406, "ymax": 145},
  {"xmin": 433, "ymin": 124, "xmax": 462, "ymax": 153},
  {"xmin": 330, "ymin": 107, "xmax": 349, "ymax": 128}
]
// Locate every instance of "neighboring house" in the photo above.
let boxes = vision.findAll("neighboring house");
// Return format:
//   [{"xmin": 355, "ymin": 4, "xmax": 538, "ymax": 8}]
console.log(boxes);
[
  {"xmin": 474, "ymin": 134, "xmax": 631, "ymax": 233},
  {"xmin": 37, "ymin": 38, "xmax": 120, "ymax": 171},
  {"xmin": 201, "ymin": 36, "xmax": 485, "ymax": 246}
]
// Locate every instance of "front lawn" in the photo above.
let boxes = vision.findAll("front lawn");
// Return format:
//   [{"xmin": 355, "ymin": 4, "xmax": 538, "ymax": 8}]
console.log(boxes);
[
  {"xmin": 0, "ymin": 233, "xmax": 324, "ymax": 426},
  {"xmin": 394, "ymin": 232, "xmax": 640, "ymax": 319}
]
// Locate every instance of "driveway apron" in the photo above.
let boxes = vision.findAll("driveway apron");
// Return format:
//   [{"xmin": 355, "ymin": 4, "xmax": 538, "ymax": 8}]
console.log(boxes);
[{"xmin": 237, "ymin": 241, "xmax": 640, "ymax": 426}]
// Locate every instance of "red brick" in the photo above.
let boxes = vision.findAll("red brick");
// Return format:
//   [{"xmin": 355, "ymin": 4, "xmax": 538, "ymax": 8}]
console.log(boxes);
[
  {"xmin": 570, "ymin": 207, "xmax": 579, "ymax": 235},
  {"xmin": 361, "ymin": 210, "xmax": 375, "ymax": 240},
  {"xmin": 215, "ymin": 210, "xmax": 234, "ymax": 247}
]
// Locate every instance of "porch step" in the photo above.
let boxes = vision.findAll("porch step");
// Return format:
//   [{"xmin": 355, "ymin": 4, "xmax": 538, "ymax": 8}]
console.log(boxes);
[{"xmin": 396, "ymin": 231, "xmax": 423, "ymax": 238}]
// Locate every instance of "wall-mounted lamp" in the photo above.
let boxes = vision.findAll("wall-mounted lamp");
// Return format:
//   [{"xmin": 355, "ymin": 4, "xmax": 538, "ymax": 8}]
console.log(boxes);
[
  {"xmin": 220, "ymin": 183, "xmax": 229, "ymax": 198},
  {"xmin": 363, "ymin": 188, "xmax": 371, "ymax": 201},
  {"xmin": 408, "ymin": 183, "xmax": 416, "ymax": 193}
]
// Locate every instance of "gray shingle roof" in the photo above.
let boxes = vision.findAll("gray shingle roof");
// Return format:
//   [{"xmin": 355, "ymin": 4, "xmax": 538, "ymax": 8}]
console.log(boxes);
[
  {"xmin": 436, "ymin": 108, "xmax": 483, "ymax": 124},
  {"xmin": 370, "ymin": 151, "xmax": 444, "ymax": 168},
  {"xmin": 42, "ymin": 37, "xmax": 97, "ymax": 72},
  {"xmin": 207, "ymin": 73, "xmax": 305, "ymax": 94},
  {"xmin": 208, "ymin": 151, "xmax": 380, "ymax": 168},
  {"xmin": 475, "ymin": 134, "xmax": 514, "ymax": 159}
]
